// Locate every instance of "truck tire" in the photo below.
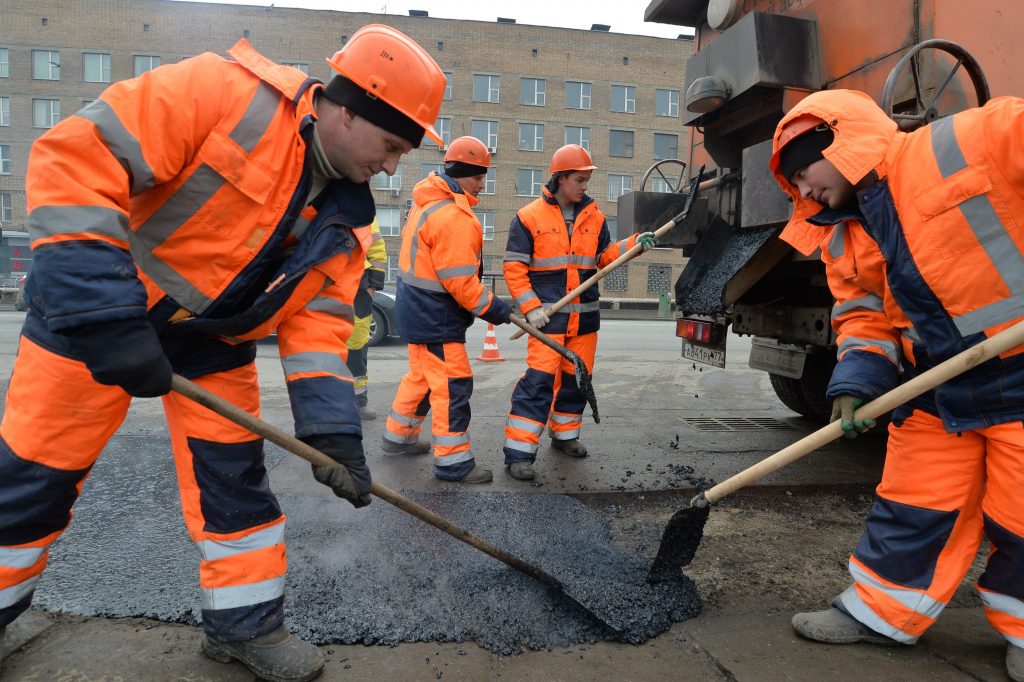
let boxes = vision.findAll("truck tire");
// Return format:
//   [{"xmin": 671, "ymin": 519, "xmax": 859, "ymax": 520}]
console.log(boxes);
[{"xmin": 768, "ymin": 352, "xmax": 836, "ymax": 423}]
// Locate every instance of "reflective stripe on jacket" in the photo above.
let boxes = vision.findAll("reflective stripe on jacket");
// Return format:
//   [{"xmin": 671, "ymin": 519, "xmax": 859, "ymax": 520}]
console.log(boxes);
[
  {"xmin": 773, "ymin": 90, "xmax": 1024, "ymax": 431},
  {"xmin": 503, "ymin": 187, "xmax": 636, "ymax": 336},
  {"xmin": 25, "ymin": 39, "xmax": 373, "ymax": 439},
  {"xmin": 395, "ymin": 173, "xmax": 510, "ymax": 343}
]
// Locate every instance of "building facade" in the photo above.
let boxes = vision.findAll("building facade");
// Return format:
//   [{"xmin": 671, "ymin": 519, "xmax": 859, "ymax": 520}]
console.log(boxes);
[{"xmin": 0, "ymin": 0, "xmax": 693, "ymax": 299}]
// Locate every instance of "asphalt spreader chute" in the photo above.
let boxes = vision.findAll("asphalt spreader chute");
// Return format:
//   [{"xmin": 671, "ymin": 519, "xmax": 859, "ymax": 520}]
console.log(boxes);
[
  {"xmin": 647, "ymin": 317, "xmax": 1024, "ymax": 583},
  {"xmin": 169, "ymin": 374, "xmax": 621, "ymax": 631}
]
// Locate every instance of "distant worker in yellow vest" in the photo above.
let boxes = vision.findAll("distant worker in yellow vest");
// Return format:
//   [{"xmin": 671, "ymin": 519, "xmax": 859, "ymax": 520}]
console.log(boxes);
[{"xmin": 345, "ymin": 217, "xmax": 387, "ymax": 421}]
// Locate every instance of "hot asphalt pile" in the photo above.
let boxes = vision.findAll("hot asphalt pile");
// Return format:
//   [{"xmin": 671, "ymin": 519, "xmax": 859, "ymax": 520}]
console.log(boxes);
[{"xmin": 33, "ymin": 439, "xmax": 702, "ymax": 655}]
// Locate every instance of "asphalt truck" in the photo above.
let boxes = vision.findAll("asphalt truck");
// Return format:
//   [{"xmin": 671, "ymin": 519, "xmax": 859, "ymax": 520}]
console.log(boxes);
[{"xmin": 618, "ymin": 0, "xmax": 1024, "ymax": 421}]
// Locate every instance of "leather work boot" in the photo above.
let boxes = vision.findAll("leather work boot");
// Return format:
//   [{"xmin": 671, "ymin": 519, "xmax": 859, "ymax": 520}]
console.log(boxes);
[
  {"xmin": 792, "ymin": 608, "xmax": 898, "ymax": 646},
  {"xmin": 551, "ymin": 438, "xmax": 588, "ymax": 458},
  {"xmin": 1009, "ymin": 643, "xmax": 1024, "ymax": 682},
  {"xmin": 201, "ymin": 625, "xmax": 324, "ymax": 682},
  {"xmin": 457, "ymin": 466, "xmax": 493, "ymax": 484},
  {"xmin": 380, "ymin": 437, "xmax": 431, "ymax": 456},
  {"xmin": 357, "ymin": 405, "xmax": 378, "ymax": 421},
  {"xmin": 507, "ymin": 461, "xmax": 536, "ymax": 480}
]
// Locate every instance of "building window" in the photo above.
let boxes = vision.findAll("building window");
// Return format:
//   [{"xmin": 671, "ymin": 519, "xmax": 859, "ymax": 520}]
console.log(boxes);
[
  {"xmin": 611, "ymin": 84, "xmax": 636, "ymax": 113},
  {"xmin": 520, "ymin": 77, "xmax": 546, "ymax": 106},
  {"xmin": 0, "ymin": 146, "xmax": 10, "ymax": 175},
  {"xmin": 423, "ymin": 162, "xmax": 443, "ymax": 179},
  {"xmin": 608, "ymin": 174, "xmax": 632, "ymax": 202},
  {"xmin": 443, "ymin": 71, "xmax": 452, "ymax": 100},
  {"xmin": 0, "ymin": 49, "xmax": 8, "ymax": 78},
  {"xmin": 604, "ymin": 263, "xmax": 628, "ymax": 291},
  {"xmin": 426, "ymin": 116, "xmax": 451, "ymax": 147},
  {"xmin": 653, "ymin": 133, "xmax": 679, "ymax": 160},
  {"xmin": 564, "ymin": 126, "xmax": 590, "ymax": 152},
  {"xmin": 606, "ymin": 217, "xmax": 618, "ymax": 240},
  {"xmin": 33, "ymin": 99, "xmax": 61, "ymax": 129},
  {"xmin": 656, "ymin": 88, "xmax": 680, "ymax": 117},
  {"xmin": 518, "ymin": 123, "xmax": 544, "ymax": 152},
  {"xmin": 609, "ymin": 129, "xmax": 634, "ymax": 158},
  {"xmin": 471, "ymin": 119, "xmax": 498, "ymax": 150},
  {"xmin": 32, "ymin": 50, "xmax": 61, "ymax": 80},
  {"xmin": 133, "ymin": 55, "xmax": 161, "ymax": 76},
  {"xmin": 474, "ymin": 210, "xmax": 495, "ymax": 241},
  {"xmin": 0, "ymin": 192, "xmax": 11, "ymax": 223},
  {"xmin": 651, "ymin": 177, "xmax": 675, "ymax": 193},
  {"xmin": 482, "ymin": 167, "xmax": 496, "ymax": 195},
  {"xmin": 516, "ymin": 168, "xmax": 543, "ymax": 197},
  {"xmin": 647, "ymin": 264, "xmax": 672, "ymax": 293},
  {"xmin": 377, "ymin": 207, "xmax": 401, "ymax": 237},
  {"xmin": 565, "ymin": 81, "xmax": 591, "ymax": 110},
  {"xmin": 473, "ymin": 74, "xmax": 500, "ymax": 103},
  {"xmin": 83, "ymin": 52, "xmax": 111, "ymax": 83},
  {"xmin": 0, "ymin": 97, "xmax": 8, "ymax": 126},
  {"xmin": 374, "ymin": 166, "xmax": 402, "ymax": 193},
  {"xmin": 386, "ymin": 253, "xmax": 400, "ymax": 282},
  {"xmin": 283, "ymin": 62, "xmax": 309, "ymax": 74}
]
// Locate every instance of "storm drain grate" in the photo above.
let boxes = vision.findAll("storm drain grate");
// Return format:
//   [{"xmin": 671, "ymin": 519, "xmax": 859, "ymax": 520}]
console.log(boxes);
[{"xmin": 683, "ymin": 417, "xmax": 795, "ymax": 432}]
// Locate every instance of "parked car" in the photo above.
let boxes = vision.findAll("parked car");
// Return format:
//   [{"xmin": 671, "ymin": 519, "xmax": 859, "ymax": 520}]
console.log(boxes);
[
  {"xmin": 369, "ymin": 286, "xmax": 400, "ymax": 346},
  {"xmin": 14, "ymin": 276, "xmax": 27, "ymax": 312}
]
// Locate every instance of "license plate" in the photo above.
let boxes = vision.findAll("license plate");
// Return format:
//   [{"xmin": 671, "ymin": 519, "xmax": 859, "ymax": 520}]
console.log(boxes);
[
  {"xmin": 748, "ymin": 342, "xmax": 806, "ymax": 378},
  {"xmin": 682, "ymin": 340, "xmax": 726, "ymax": 368}
]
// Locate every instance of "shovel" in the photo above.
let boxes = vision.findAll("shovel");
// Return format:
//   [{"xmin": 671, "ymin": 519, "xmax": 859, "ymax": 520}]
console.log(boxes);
[
  {"xmin": 647, "ymin": 317, "xmax": 1024, "ymax": 582},
  {"xmin": 169, "ymin": 374, "xmax": 619, "ymax": 632},
  {"xmin": 509, "ymin": 167, "xmax": 705, "ymax": 341},
  {"xmin": 508, "ymin": 314, "xmax": 600, "ymax": 423}
]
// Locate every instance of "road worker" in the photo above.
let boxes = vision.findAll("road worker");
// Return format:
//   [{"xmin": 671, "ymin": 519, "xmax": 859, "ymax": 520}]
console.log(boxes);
[
  {"xmin": 383, "ymin": 136, "xmax": 510, "ymax": 483},
  {"xmin": 0, "ymin": 25, "xmax": 446, "ymax": 682},
  {"xmin": 770, "ymin": 89, "xmax": 1024, "ymax": 681},
  {"xmin": 502, "ymin": 144, "xmax": 655, "ymax": 480},
  {"xmin": 346, "ymin": 217, "xmax": 387, "ymax": 421}
]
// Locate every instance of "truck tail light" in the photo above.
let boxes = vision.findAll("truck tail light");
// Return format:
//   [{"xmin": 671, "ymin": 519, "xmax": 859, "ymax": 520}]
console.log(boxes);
[{"xmin": 676, "ymin": 318, "xmax": 713, "ymax": 343}]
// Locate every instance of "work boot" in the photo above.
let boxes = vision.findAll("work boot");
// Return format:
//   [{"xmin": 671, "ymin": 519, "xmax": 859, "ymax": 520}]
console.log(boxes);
[
  {"xmin": 380, "ymin": 437, "xmax": 431, "ymax": 456},
  {"xmin": 792, "ymin": 608, "xmax": 898, "ymax": 646},
  {"xmin": 358, "ymin": 405, "xmax": 377, "ymax": 421},
  {"xmin": 200, "ymin": 625, "xmax": 324, "ymax": 682},
  {"xmin": 507, "ymin": 461, "xmax": 536, "ymax": 480},
  {"xmin": 1009, "ymin": 643, "xmax": 1024, "ymax": 682},
  {"xmin": 551, "ymin": 438, "xmax": 588, "ymax": 458},
  {"xmin": 456, "ymin": 466, "xmax": 493, "ymax": 484}
]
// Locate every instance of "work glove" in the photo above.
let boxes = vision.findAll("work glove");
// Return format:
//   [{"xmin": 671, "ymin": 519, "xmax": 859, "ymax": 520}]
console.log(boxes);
[
  {"xmin": 830, "ymin": 394, "xmax": 875, "ymax": 439},
  {"xmin": 303, "ymin": 433, "xmax": 372, "ymax": 508},
  {"xmin": 526, "ymin": 308, "xmax": 550, "ymax": 330},
  {"xmin": 637, "ymin": 231, "xmax": 657, "ymax": 252},
  {"xmin": 67, "ymin": 318, "xmax": 172, "ymax": 397}
]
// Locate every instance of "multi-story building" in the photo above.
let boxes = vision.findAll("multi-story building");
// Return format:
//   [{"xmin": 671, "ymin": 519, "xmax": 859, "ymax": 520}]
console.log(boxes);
[{"xmin": 1, "ymin": 0, "xmax": 693, "ymax": 299}]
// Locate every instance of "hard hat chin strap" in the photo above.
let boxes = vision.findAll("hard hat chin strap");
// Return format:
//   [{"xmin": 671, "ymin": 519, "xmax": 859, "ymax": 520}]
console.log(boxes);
[{"xmin": 322, "ymin": 75, "xmax": 425, "ymax": 148}]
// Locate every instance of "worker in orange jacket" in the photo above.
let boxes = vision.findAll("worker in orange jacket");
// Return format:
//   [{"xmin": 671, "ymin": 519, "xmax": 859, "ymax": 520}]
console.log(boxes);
[
  {"xmin": 0, "ymin": 25, "xmax": 446, "ymax": 682},
  {"xmin": 502, "ymin": 144, "xmax": 654, "ymax": 480},
  {"xmin": 384, "ymin": 136, "xmax": 511, "ymax": 483},
  {"xmin": 771, "ymin": 89, "xmax": 1024, "ymax": 681}
]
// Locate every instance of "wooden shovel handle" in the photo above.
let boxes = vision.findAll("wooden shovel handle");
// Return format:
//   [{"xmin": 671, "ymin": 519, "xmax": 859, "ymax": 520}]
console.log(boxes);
[
  {"xmin": 169, "ymin": 374, "xmax": 561, "ymax": 587},
  {"xmin": 704, "ymin": 318, "xmax": 1024, "ymax": 505}
]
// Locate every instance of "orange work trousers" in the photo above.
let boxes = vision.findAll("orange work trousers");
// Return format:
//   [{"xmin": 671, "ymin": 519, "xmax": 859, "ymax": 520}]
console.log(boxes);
[
  {"xmin": 837, "ymin": 410, "xmax": 1024, "ymax": 647},
  {"xmin": 384, "ymin": 342, "xmax": 475, "ymax": 480},
  {"xmin": 0, "ymin": 335, "xmax": 286, "ymax": 641},
  {"xmin": 503, "ymin": 332, "xmax": 597, "ymax": 464}
]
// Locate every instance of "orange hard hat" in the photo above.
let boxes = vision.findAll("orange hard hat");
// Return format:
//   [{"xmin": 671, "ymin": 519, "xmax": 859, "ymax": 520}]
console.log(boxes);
[
  {"xmin": 326, "ymin": 24, "xmax": 447, "ymax": 147},
  {"xmin": 550, "ymin": 144, "xmax": 597, "ymax": 174},
  {"xmin": 444, "ymin": 136, "xmax": 491, "ymax": 168}
]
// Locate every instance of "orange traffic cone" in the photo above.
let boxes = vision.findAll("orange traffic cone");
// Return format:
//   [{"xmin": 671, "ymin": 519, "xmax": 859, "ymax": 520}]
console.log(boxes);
[{"xmin": 476, "ymin": 323, "xmax": 506, "ymax": 362}]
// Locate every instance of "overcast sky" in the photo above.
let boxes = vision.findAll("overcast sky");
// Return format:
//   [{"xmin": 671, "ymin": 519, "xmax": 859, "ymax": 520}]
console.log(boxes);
[{"xmin": 172, "ymin": 0, "xmax": 694, "ymax": 38}]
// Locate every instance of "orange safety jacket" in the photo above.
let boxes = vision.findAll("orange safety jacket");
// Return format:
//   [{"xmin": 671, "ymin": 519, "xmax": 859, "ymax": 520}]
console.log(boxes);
[
  {"xmin": 395, "ymin": 173, "xmax": 510, "ymax": 343},
  {"xmin": 772, "ymin": 90, "xmax": 1024, "ymax": 431},
  {"xmin": 503, "ymin": 188, "xmax": 638, "ymax": 336},
  {"xmin": 24, "ymin": 39, "xmax": 374, "ymax": 439}
]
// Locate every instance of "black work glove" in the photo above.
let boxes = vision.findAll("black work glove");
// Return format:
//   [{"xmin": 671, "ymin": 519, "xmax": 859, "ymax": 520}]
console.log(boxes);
[
  {"xmin": 830, "ymin": 394, "xmax": 875, "ymax": 439},
  {"xmin": 303, "ymin": 433, "xmax": 372, "ymax": 508},
  {"xmin": 67, "ymin": 318, "xmax": 172, "ymax": 397}
]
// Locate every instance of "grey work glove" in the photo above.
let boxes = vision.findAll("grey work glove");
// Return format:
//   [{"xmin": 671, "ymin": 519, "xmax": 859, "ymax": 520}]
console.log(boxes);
[
  {"xmin": 526, "ymin": 308, "xmax": 550, "ymax": 330},
  {"xmin": 303, "ymin": 433, "xmax": 372, "ymax": 508},
  {"xmin": 67, "ymin": 318, "xmax": 172, "ymax": 397},
  {"xmin": 830, "ymin": 395, "xmax": 875, "ymax": 439},
  {"xmin": 637, "ymin": 231, "xmax": 657, "ymax": 252}
]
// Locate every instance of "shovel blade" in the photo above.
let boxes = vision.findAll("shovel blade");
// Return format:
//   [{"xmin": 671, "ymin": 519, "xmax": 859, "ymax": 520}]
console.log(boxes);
[{"xmin": 647, "ymin": 504, "xmax": 711, "ymax": 583}]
